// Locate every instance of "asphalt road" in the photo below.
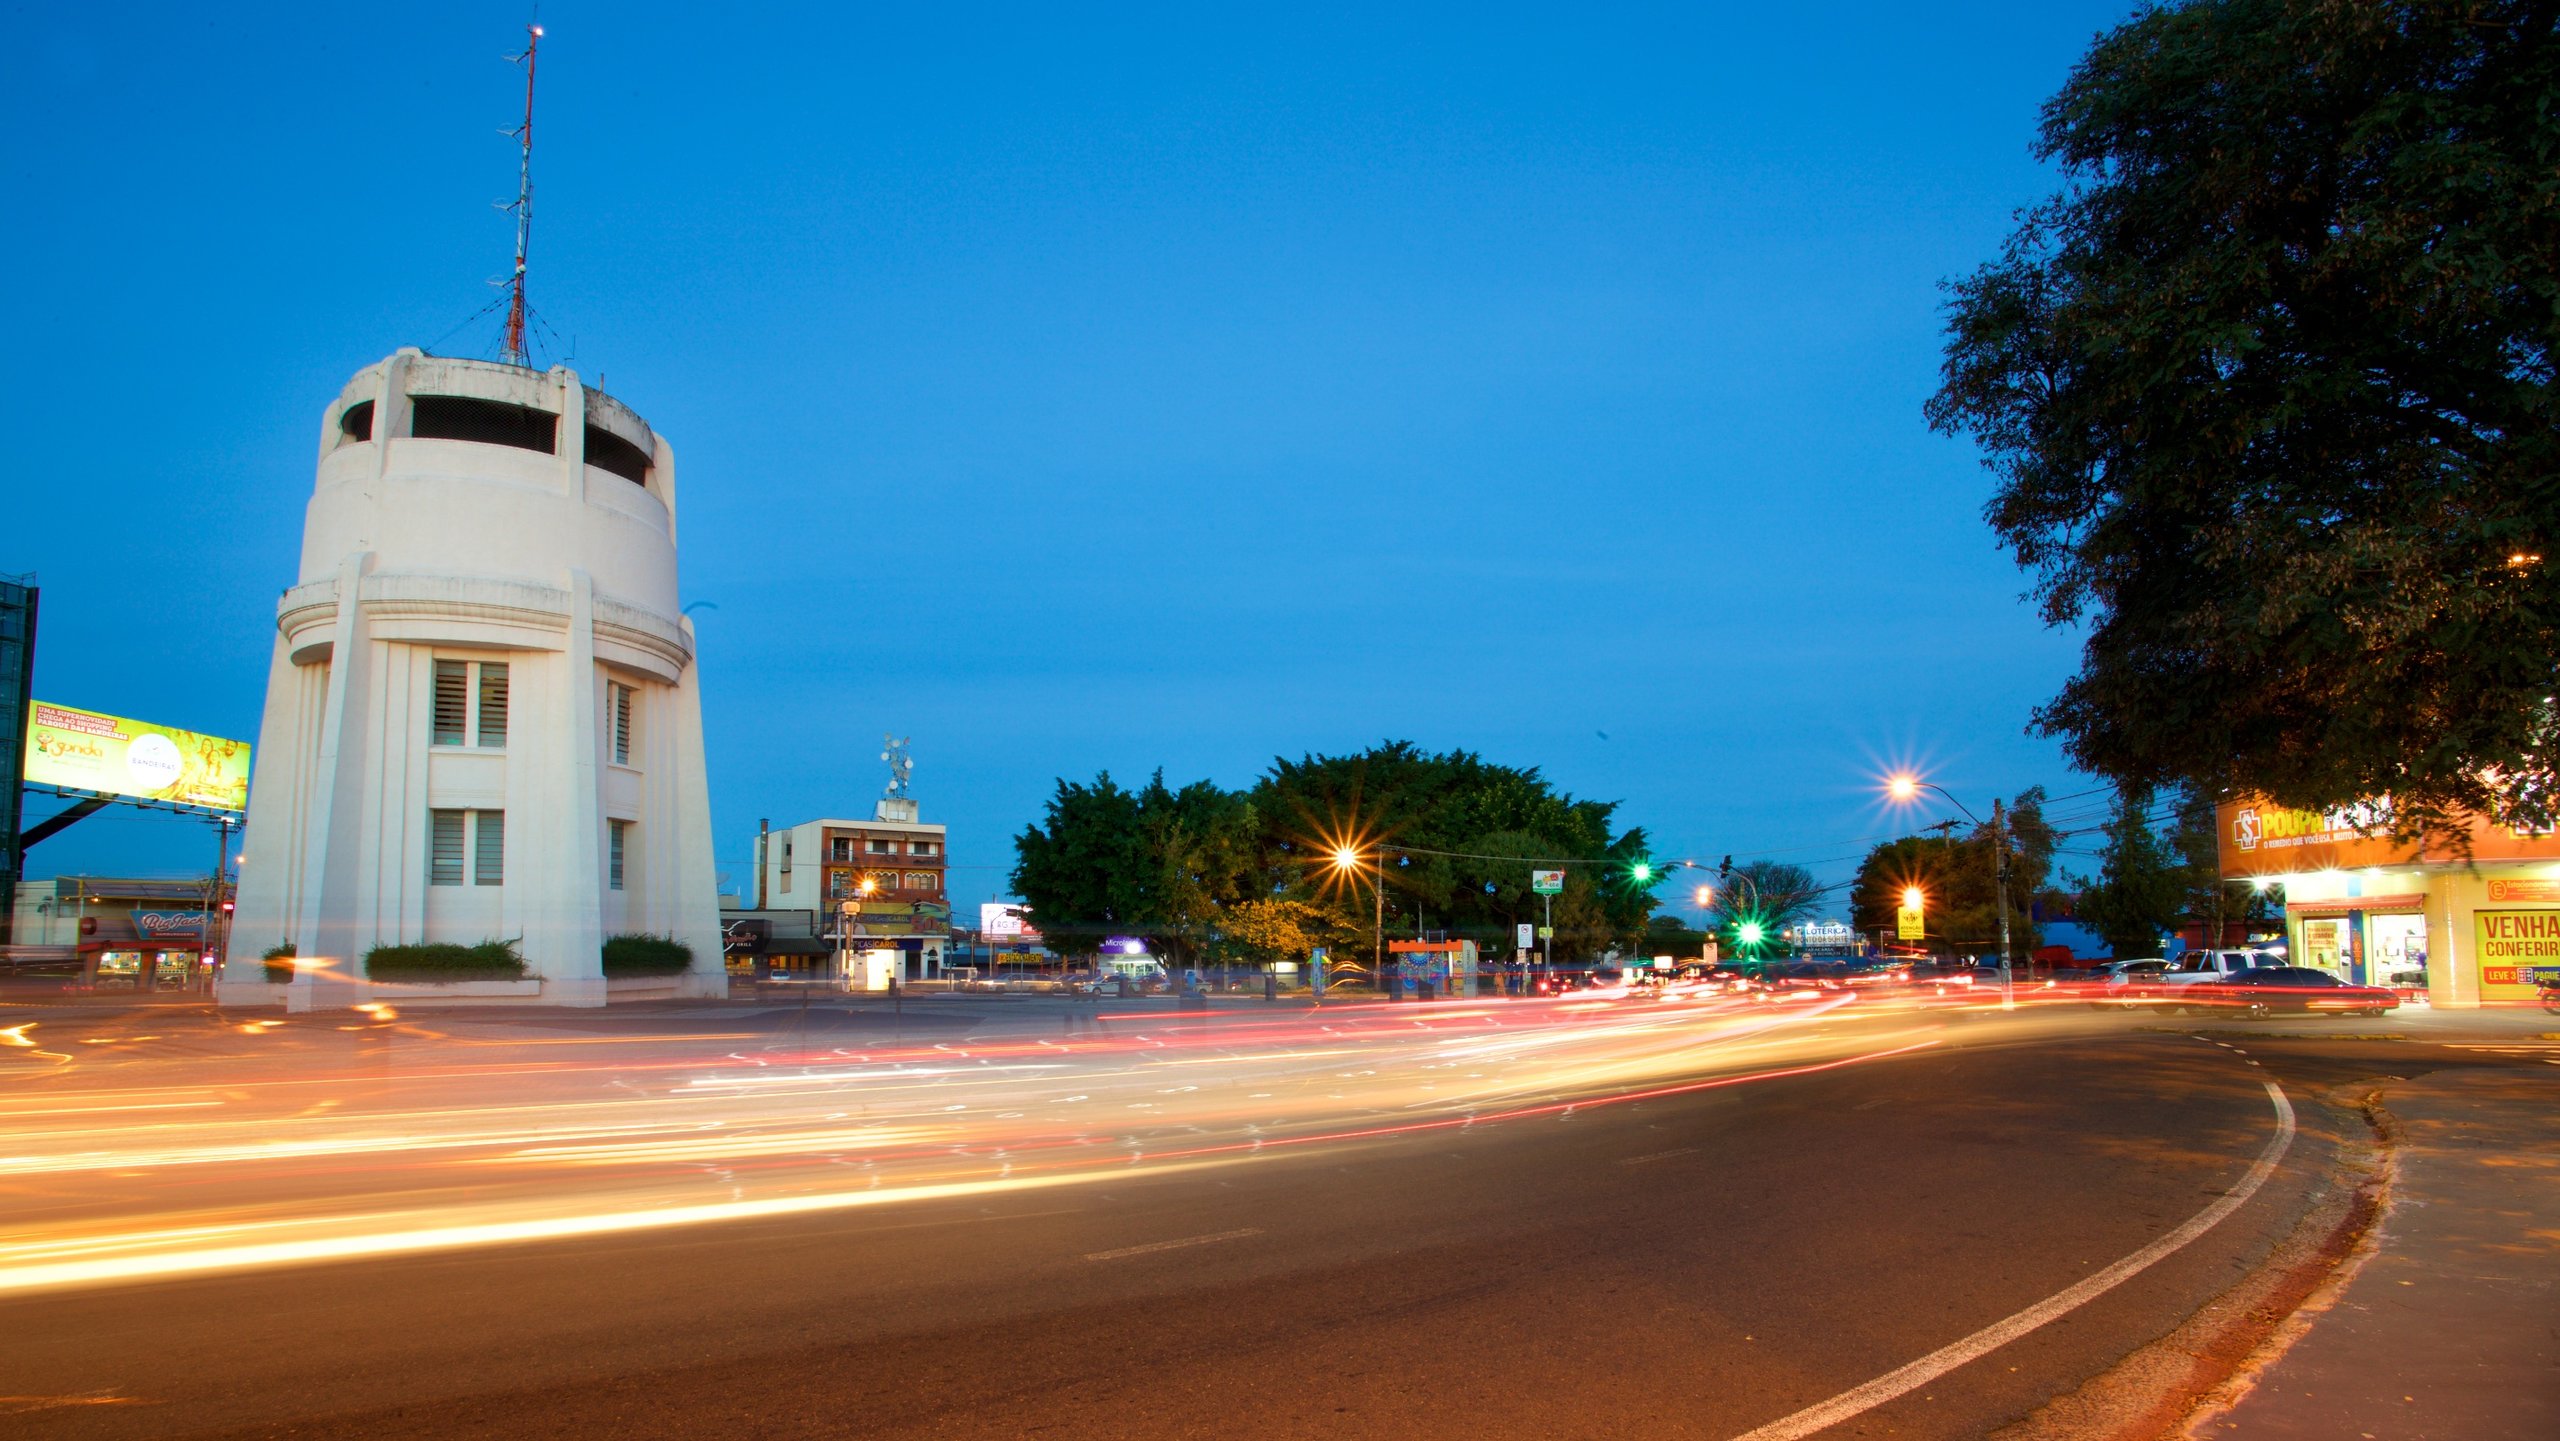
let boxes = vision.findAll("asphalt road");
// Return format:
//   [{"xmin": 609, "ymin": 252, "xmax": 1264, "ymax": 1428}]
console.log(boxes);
[{"xmin": 0, "ymin": 1002, "xmax": 2505, "ymax": 1439}]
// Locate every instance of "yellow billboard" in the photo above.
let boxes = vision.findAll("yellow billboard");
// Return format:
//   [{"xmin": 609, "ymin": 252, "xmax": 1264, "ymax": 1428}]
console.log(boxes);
[
  {"xmin": 2473, "ymin": 910, "xmax": 2560, "ymax": 1002},
  {"xmin": 23, "ymin": 701, "xmax": 250, "ymax": 811}
]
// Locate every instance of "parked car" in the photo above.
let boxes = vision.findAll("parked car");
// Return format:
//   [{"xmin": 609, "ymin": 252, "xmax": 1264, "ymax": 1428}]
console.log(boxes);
[
  {"xmin": 2159, "ymin": 949, "xmax": 2279, "ymax": 987},
  {"xmin": 2177, "ymin": 965, "xmax": 2399, "ymax": 1017},
  {"xmin": 2080, "ymin": 958, "xmax": 2172, "ymax": 1007}
]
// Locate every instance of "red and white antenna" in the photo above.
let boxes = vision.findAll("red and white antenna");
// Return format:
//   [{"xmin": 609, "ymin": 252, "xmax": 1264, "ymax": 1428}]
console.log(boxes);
[{"xmin": 500, "ymin": 22, "xmax": 543, "ymax": 367}]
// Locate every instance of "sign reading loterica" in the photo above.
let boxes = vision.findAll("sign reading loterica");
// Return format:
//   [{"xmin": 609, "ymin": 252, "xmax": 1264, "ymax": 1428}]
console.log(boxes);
[{"xmin": 23, "ymin": 702, "xmax": 250, "ymax": 811}]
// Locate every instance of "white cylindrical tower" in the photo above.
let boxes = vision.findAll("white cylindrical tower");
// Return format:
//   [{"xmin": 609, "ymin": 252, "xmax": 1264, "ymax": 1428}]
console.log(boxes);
[{"xmin": 223, "ymin": 350, "xmax": 725, "ymax": 1008}]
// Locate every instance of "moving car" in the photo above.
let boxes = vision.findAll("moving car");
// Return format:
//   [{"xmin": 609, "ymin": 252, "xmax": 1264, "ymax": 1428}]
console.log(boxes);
[{"xmin": 2176, "ymin": 965, "xmax": 2399, "ymax": 1016}]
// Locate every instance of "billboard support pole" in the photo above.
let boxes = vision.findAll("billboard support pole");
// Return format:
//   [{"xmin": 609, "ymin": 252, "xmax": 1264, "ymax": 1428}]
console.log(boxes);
[{"xmin": 19, "ymin": 795, "xmax": 111, "ymax": 850}]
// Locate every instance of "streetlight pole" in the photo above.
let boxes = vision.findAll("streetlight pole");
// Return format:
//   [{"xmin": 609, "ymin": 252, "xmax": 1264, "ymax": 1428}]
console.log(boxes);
[
  {"xmin": 1889, "ymin": 774, "xmax": 2015, "ymax": 1010},
  {"xmin": 1374, "ymin": 858, "xmax": 1386, "ymax": 1000}
]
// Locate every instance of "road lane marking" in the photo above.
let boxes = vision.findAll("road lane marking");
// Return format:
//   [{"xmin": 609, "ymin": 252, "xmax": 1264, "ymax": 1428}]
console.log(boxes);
[
  {"xmin": 1620, "ymin": 1147, "xmax": 1700, "ymax": 1165},
  {"xmin": 1730, "ymin": 1078, "xmax": 2297, "ymax": 1441},
  {"xmin": 1083, "ymin": 1227, "xmax": 1263, "ymax": 1261}
]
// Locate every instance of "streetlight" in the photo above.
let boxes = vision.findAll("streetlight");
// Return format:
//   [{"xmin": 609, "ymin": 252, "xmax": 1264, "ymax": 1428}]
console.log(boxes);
[
  {"xmin": 1331, "ymin": 843, "xmax": 1386, "ymax": 1000},
  {"xmin": 1886, "ymin": 772, "xmax": 2014, "ymax": 1008}
]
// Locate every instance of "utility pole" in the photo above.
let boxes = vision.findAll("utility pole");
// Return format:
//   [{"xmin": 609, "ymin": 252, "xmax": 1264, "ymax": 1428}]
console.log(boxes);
[
  {"xmin": 1373, "ymin": 859, "xmax": 1386, "ymax": 1000},
  {"xmin": 1993, "ymin": 796, "xmax": 2014, "ymax": 1009}
]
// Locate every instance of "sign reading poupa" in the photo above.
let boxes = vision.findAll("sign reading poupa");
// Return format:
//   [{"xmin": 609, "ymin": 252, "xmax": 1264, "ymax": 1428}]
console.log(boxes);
[{"xmin": 23, "ymin": 701, "xmax": 250, "ymax": 811}]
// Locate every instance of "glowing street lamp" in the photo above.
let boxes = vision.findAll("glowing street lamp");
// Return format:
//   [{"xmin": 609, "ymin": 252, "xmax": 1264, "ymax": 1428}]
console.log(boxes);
[
  {"xmin": 1885, "ymin": 770, "xmax": 2013, "ymax": 1007},
  {"xmin": 1329, "ymin": 841, "xmax": 1386, "ymax": 998}
]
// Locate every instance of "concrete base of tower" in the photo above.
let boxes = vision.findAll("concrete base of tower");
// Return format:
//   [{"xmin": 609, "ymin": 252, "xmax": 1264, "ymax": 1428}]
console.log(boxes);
[
  {"xmin": 215, "ymin": 979, "xmax": 290, "ymax": 1009},
  {"xmin": 286, "ymin": 975, "xmax": 374, "ymax": 1014},
  {"xmin": 675, "ymin": 969, "xmax": 730, "ymax": 1000}
]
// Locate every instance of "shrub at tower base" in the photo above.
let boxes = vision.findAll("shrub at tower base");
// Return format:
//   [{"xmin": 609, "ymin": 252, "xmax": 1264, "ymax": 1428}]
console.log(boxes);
[
  {"xmin": 602, "ymin": 934, "xmax": 694, "ymax": 977},
  {"xmin": 363, "ymin": 940, "xmax": 530, "ymax": 983}
]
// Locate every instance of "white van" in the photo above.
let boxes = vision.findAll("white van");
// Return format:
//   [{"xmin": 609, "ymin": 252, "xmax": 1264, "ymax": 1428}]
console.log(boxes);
[{"xmin": 2159, "ymin": 949, "xmax": 2277, "ymax": 987}]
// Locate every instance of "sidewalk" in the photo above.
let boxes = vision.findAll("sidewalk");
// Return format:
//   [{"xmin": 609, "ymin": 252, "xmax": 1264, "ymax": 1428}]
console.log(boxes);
[{"xmin": 2192, "ymin": 1062, "xmax": 2560, "ymax": 1439}]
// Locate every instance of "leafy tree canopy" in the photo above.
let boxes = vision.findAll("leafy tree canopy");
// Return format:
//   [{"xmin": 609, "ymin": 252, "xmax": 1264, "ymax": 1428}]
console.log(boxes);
[
  {"xmin": 1930, "ymin": 0, "xmax": 2560, "ymax": 838},
  {"xmin": 1848, "ymin": 788, "xmax": 2057, "ymax": 955},
  {"xmin": 1012, "ymin": 742, "xmax": 1659, "ymax": 964}
]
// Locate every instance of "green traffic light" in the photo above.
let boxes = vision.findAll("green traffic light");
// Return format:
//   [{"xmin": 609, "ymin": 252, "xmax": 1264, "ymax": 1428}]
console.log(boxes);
[
  {"xmin": 1631, "ymin": 862, "xmax": 1653, "ymax": 883},
  {"xmin": 1738, "ymin": 921, "xmax": 1764, "ymax": 945}
]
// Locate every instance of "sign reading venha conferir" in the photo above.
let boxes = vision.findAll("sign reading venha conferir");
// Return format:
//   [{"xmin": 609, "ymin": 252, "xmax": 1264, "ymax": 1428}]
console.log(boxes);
[{"xmin": 2473, "ymin": 910, "xmax": 2560, "ymax": 1000}]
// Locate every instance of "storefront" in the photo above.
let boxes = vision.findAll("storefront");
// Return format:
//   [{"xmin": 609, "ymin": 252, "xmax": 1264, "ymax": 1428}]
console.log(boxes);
[{"xmin": 2219, "ymin": 798, "xmax": 2560, "ymax": 1007}]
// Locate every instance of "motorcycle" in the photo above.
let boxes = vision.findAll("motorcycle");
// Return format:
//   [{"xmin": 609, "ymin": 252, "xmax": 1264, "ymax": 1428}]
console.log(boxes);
[{"xmin": 2542, "ymin": 978, "xmax": 2560, "ymax": 1016}]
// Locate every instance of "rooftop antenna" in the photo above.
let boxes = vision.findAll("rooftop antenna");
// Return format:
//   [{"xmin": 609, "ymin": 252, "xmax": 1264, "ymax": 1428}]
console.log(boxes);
[
  {"xmin": 881, "ymin": 735, "xmax": 914, "ymax": 801},
  {"xmin": 500, "ymin": 20, "xmax": 543, "ymax": 368}
]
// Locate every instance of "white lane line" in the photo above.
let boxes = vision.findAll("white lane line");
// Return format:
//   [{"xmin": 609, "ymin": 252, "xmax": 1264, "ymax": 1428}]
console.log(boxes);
[
  {"xmin": 1730, "ymin": 1078, "xmax": 2296, "ymax": 1441},
  {"xmin": 1621, "ymin": 1147, "xmax": 1701, "ymax": 1166},
  {"xmin": 1083, "ymin": 1227, "xmax": 1264, "ymax": 1262}
]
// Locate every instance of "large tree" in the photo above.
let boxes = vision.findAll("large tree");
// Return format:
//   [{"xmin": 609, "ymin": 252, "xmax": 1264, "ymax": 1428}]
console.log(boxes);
[
  {"xmin": 1009, "ymin": 770, "xmax": 1260, "ymax": 964},
  {"xmin": 1250, "ymin": 742, "xmax": 1657, "ymax": 961},
  {"xmin": 1929, "ymin": 1, "xmax": 2560, "ymax": 839},
  {"xmin": 1013, "ymin": 742, "xmax": 1658, "ymax": 967},
  {"xmin": 2074, "ymin": 785, "xmax": 2186, "ymax": 960},
  {"xmin": 1849, "ymin": 788, "xmax": 2057, "ymax": 955}
]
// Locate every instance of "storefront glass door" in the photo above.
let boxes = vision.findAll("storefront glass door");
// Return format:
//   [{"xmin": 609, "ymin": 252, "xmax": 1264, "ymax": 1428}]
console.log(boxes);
[{"xmin": 2367, "ymin": 913, "xmax": 2427, "ymax": 990}]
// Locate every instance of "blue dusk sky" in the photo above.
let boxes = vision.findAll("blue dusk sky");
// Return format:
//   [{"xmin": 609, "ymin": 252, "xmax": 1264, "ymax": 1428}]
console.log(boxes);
[{"xmin": 3, "ymin": 2, "xmax": 2140, "ymax": 913}]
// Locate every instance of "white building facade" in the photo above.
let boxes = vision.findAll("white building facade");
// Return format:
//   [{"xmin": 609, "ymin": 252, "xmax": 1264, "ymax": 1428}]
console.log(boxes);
[{"xmin": 222, "ymin": 350, "xmax": 725, "ymax": 1008}]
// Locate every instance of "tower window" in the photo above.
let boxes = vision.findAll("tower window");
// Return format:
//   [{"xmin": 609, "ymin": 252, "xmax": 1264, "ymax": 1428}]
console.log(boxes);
[
  {"xmin": 609, "ymin": 820, "xmax": 628, "ymax": 891},
  {"xmin": 432, "ymin": 661, "xmax": 468, "ymax": 746},
  {"xmin": 429, "ymin": 809, "xmax": 466, "ymax": 886},
  {"xmin": 584, "ymin": 425, "xmax": 653, "ymax": 484},
  {"xmin": 610, "ymin": 682, "xmax": 635, "ymax": 765},
  {"xmin": 410, "ymin": 395, "xmax": 557, "ymax": 454},
  {"xmin": 476, "ymin": 662, "xmax": 509, "ymax": 747},
  {"xmin": 474, "ymin": 810, "xmax": 506, "ymax": 886},
  {"xmin": 435, "ymin": 659, "xmax": 508, "ymax": 747},
  {"xmin": 337, "ymin": 400, "xmax": 375, "ymax": 445}
]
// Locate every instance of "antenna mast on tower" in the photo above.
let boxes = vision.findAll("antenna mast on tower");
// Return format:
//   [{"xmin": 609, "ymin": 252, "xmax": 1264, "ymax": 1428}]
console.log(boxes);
[{"xmin": 501, "ymin": 22, "xmax": 543, "ymax": 368}]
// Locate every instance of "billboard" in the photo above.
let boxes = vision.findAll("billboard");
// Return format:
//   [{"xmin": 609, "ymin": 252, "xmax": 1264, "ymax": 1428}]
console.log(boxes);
[
  {"xmin": 2216, "ymin": 795, "xmax": 2560, "ymax": 876},
  {"xmin": 23, "ymin": 701, "xmax": 251, "ymax": 811},
  {"xmin": 980, "ymin": 903, "xmax": 1025, "ymax": 936},
  {"xmin": 2473, "ymin": 910, "xmax": 2560, "ymax": 1001}
]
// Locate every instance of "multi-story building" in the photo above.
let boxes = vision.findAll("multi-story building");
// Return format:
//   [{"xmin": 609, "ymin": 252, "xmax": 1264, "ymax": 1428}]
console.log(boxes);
[{"xmin": 759, "ymin": 798, "xmax": 949, "ymax": 978}]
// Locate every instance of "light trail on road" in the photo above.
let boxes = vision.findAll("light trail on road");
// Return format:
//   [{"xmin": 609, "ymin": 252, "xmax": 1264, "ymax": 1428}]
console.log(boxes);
[{"xmin": 0, "ymin": 987, "xmax": 2029, "ymax": 1297}]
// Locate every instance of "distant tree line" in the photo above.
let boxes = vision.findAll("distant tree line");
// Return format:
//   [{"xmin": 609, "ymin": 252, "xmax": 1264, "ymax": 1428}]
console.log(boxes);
[
  {"xmin": 1010, "ymin": 742, "xmax": 1662, "ymax": 968},
  {"xmin": 1847, "ymin": 783, "xmax": 2276, "ymax": 961}
]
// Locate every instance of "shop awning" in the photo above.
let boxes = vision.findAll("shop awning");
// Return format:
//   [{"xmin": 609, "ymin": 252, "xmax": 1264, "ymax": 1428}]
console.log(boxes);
[
  {"xmin": 763, "ymin": 938, "xmax": 834, "ymax": 956},
  {"xmin": 2287, "ymin": 894, "xmax": 2425, "ymax": 917}
]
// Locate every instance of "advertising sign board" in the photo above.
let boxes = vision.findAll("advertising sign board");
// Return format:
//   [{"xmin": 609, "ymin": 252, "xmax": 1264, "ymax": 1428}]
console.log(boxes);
[
  {"xmin": 23, "ymin": 701, "xmax": 250, "ymax": 811},
  {"xmin": 2216, "ymin": 795, "xmax": 2560, "ymax": 876},
  {"xmin": 134, "ymin": 910, "xmax": 208, "ymax": 941},
  {"xmin": 2473, "ymin": 910, "xmax": 2560, "ymax": 1000},
  {"xmin": 980, "ymin": 903, "xmax": 1026, "ymax": 937},
  {"xmin": 1531, "ymin": 870, "xmax": 1565, "ymax": 895},
  {"xmin": 1896, "ymin": 905, "xmax": 1924, "ymax": 941}
]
